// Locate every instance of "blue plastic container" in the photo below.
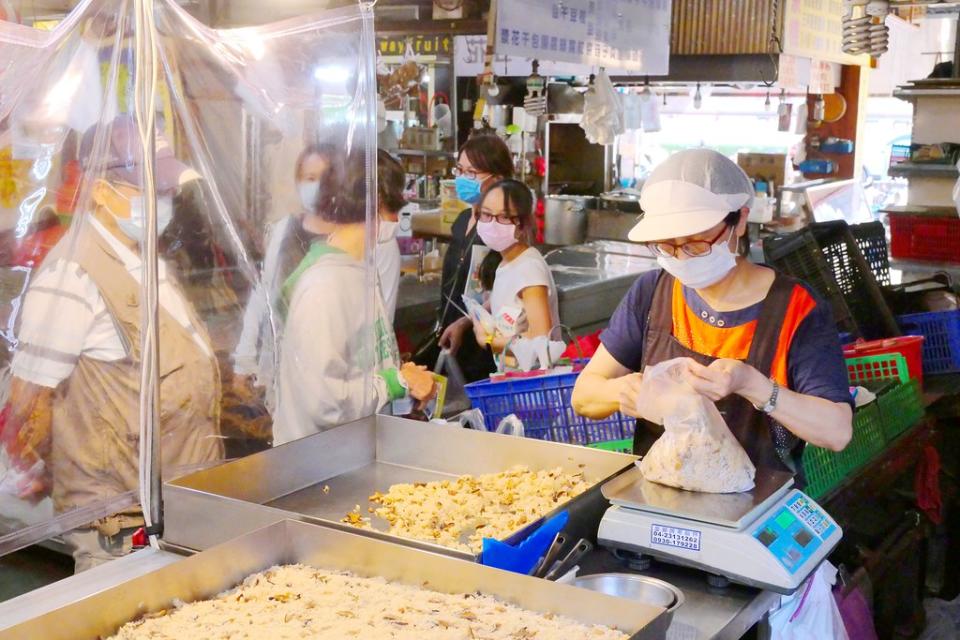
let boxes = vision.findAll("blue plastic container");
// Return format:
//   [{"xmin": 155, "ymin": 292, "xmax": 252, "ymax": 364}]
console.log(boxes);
[
  {"xmin": 897, "ymin": 309, "xmax": 960, "ymax": 375},
  {"xmin": 464, "ymin": 371, "xmax": 634, "ymax": 445}
]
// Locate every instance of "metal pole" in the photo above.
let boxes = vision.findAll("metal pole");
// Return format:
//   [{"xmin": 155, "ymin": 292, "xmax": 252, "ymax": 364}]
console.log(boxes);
[{"xmin": 953, "ymin": 14, "xmax": 960, "ymax": 79}]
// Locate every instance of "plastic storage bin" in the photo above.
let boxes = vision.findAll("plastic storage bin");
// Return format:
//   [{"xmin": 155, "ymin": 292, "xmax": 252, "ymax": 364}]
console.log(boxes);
[
  {"xmin": 897, "ymin": 309, "xmax": 960, "ymax": 375},
  {"xmin": 849, "ymin": 221, "xmax": 891, "ymax": 286},
  {"xmin": 464, "ymin": 371, "xmax": 635, "ymax": 445},
  {"xmin": 843, "ymin": 336, "xmax": 925, "ymax": 387},
  {"xmin": 876, "ymin": 378, "xmax": 924, "ymax": 441},
  {"xmin": 888, "ymin": 213, "xmax": 960, "ymax": 264},
  {"xmin": 803, "ymin": 402, "xmax": 886, "ymax": 500},
  {"xmin": 763, "ymin": 221, "xmax": 900, "ymax": 340},
  {"xmin": 587, "ymin": 438, "xmax": 634, "ymax": 454},
  {"xmin": 845, "ymin": 352, "xmax": 911, "ymax": 387}
]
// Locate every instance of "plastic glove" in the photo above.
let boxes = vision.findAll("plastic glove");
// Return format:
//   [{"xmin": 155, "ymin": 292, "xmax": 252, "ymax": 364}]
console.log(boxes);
[{"xmin": 400, "ymin": 362, "xmax": 437, "ymax": 403}]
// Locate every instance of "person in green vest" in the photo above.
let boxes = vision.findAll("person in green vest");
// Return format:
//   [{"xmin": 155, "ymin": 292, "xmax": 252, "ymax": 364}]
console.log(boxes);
[{"xmin": 273, "ymin": 150, "xmax": 434, "ymax": 444}]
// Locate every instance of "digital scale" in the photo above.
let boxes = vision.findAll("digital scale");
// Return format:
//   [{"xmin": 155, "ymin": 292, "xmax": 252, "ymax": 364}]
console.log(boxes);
[{"xmin": 598, "ymin": 466, "xmax": 842, "ymax": 594}]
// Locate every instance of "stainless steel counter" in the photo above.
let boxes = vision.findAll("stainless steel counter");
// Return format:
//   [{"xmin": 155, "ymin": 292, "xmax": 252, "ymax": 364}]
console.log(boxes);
[
  {"xmin": 581, "ymin": 549, "xmax": 779, "ymax": 640},
  {"xmin": 395, "ymin": 240, "xmax": 659, "ymax": 344},
  {"xmin": 0, "ymin": 535, "xmax": 777, "ymax": 639}
]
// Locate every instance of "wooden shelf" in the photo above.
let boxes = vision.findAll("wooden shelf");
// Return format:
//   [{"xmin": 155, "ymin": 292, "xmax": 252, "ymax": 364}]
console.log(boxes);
[{"xmin": 888, "ymin": 162, "xmax": 958, "ymax": 178}]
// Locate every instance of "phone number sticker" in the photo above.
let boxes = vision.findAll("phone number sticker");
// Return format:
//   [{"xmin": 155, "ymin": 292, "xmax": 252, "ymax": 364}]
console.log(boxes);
[{"xmin": 651, "ymin": 524, "xmax": 702, "ymax": 551}]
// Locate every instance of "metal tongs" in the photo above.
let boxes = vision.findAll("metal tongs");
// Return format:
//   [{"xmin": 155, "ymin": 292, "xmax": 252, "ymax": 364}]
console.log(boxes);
[{"xmin": 528, "ymin": 532, "xmax": 594, "ymax": 581}]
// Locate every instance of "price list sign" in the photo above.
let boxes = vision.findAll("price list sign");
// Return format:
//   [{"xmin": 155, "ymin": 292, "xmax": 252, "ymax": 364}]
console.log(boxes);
[{"xmin": 496, "ymin": 0, "xmax": 671, "ymax": 75}]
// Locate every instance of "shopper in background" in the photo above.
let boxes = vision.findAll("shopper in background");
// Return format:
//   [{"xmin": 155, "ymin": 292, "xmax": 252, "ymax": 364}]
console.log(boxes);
[
  {"xmin": 422, "ymin": 133, "xmax": 514, "ymax": 381},
  {"xmin": 232, "ymin": 144, "xmax": 337, "ymax": 406},
  {"xmin": 4, "ymin": 116, "xmax": 222, "ymax": 572},
  {"xmin": 572, "ymin": 148, "xmax": 853, "ymax": 475},
  {"xmin": 376, "ymin": 149, "xmax": 404, "ymax": 324},
  {"xmin": 274, "ymin": 151, "xmax": 435, "ymax": 445},
  {"xmin": 464, "ymin": 179, "xmax": 559, "ymax": 353}
]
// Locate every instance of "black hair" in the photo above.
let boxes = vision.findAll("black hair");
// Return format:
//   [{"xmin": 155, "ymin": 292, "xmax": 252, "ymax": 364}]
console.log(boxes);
[
  {"xmin": 377, "ymin": 149, "xmax": 407, "ymax": 213},
  {"xmin": 315, "ymin": 150, "xmax": 368, "ymax": 224},
  {"xmin": 476, "ymin": 178, "xmax": 536, "ymax": 244},
  {"xmin": 459, "ymin": 133, "xmax": 515, "ymax": 180},
  {"xmin": 723, "ymin": 210, "xmax": 743, "ymax": 226},
  {"xmin": 294, "ymin": 143, "xmax": 339, "ymax": 182}
]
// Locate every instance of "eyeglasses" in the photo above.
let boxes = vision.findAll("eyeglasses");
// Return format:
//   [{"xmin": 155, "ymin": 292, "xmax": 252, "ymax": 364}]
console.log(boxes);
[
  {"xmin": 647, "ymin": 224, "xmax": 733, "ymax": 258},
  {"xmin": 475, "ymin": 210, "xmax": 518, "ymax": 225},
  {"xmin": 453, "ymin": 165, "xmax": 486, "ymax": 180}
]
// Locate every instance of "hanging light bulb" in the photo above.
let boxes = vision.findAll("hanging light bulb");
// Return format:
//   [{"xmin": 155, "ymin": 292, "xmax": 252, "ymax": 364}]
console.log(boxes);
[
  {"xmin": 764, "ymin": 90, "xmax": 771, "ymax": 111},
  {"xmin": 693, "ymin": 83, "xmax": 702, "ymax": 110}
]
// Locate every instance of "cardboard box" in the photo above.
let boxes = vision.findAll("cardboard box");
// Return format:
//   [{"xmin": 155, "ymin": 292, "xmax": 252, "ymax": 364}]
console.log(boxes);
[{"xmin": 737, "ymin": 153, "xmax": 790, "ymax": 193}]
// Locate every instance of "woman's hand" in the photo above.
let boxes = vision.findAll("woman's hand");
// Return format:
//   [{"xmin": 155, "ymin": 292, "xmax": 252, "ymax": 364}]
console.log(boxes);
[
  {"xmin": 683, "ymin": 358, "xmax": 762, "ymax": 402},
  {"xmin": 616, "ymin": 373, "xmax": 646, "ymax": 419},
  {"xmin": 472, "ymin": 319, "xmax": 491, "ymax": 348},
  {"xmin": 400, "ymin": 362, "xmax": 437, "ymax": 405},
  {"xmin": 439, "ymin": 317, "xmax": 472, "ymax": 355}
]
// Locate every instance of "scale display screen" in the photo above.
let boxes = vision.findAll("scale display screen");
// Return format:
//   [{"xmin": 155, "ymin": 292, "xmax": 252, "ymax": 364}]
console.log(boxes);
[{"xmin": 752, "ymin": 492, "xmax": 835, "ymax": 574}]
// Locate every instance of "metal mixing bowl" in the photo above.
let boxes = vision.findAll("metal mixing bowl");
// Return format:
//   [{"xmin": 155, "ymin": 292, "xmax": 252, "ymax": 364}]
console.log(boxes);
[{"xmin": 573, "ymin": 573, "xmax": 685, "ymax": 614}]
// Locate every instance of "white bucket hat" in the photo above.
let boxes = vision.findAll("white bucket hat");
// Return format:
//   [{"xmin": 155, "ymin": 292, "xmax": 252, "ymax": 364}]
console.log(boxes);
[{"xmin": 629, "ymin": 148, "xmax": 754, "ymax": 243}]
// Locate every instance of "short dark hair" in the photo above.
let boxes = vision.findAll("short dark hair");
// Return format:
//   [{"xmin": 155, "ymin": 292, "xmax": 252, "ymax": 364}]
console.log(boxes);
[
  {"xmin": 723, "ymin": 210, "xmax": 743, "ymax": 226},
  {"xmin": 459, "ymin": 133, "xmax": 514, "ymax": 180},
  {"xmin": 377, "ymin": 149, "xmax": 406, "ymax": 213},
  {"xmin": 294, "ymin": 143, "xmax": 339, "ymax": 182},
  {"xmin": 316, "ymin": 151, "xmax": 368, "ymax": 224},
  {"xmin": 477, "ymin": 178, "xmax": 536, "ymax": 244}
]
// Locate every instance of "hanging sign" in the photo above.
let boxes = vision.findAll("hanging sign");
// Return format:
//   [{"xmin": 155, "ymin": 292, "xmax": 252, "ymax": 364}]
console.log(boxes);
[
  {"xmin": 495, "ymin": 0, "xmax": 671, "ymax": 75},
  {"xmin": 377, "ymin": 35, "xmax": 453, "ymax": 58},
  {"xmin": 782, "ymin": 0, "xmax": 868, "ymax": 66}
]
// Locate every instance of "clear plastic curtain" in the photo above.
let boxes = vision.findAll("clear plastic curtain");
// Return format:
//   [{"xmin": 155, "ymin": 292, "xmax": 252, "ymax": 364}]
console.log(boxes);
[{"xmin": 0, "ymin": 0, "xmax": 378, "ymax": 559}]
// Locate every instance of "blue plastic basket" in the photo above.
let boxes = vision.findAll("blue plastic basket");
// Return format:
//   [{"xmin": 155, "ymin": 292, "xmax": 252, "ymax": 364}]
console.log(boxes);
[
  {"xmin": 897, "ymin": 309, "xmax": 960, "ymax": 375},
  {"xmin": 464, "ymin": 371, "xmax": 635, "ymax": 445}
]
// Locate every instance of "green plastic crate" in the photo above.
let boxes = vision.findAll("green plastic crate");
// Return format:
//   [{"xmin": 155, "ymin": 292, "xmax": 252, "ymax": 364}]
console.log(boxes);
[
  {"xmin": 803, "ymin": 401, "xmax": 885, "ymax": 499},
  {"xmin": 876, "ymin": 378, "xmax": 924, "ymax": 441},
  {"xmin": 588, "ymin": 438, "xmax": 634, "ymax": 454},
  {"xmin": 846, "ymin": 353, "xmax": 910, "ymax": 387}
]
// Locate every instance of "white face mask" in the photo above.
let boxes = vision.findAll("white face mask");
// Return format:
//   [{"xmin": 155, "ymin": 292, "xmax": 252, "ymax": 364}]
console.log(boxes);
[
  {"xmin": 106, "ymin": 183, "xmax": 173, "ymax": 242},
  {"xmin": 298, "ymin": 180, "xmax": 320, "ymax": 211},
  {"xmin": 378, "ymin": 219, "xmax": 398, "ymax": 243},
  {"xmin": 656, "ymin": 228, "xmax": 738, "ymax": 290}
]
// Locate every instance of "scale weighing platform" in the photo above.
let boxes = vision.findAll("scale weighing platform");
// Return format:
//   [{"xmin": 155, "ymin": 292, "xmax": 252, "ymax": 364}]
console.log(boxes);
[{"xmin": 598, "ymin": 466, "xmax": 842, "ymax": 594}]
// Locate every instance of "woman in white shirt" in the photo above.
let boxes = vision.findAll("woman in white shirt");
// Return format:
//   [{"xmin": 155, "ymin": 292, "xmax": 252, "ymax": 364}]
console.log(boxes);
[
  {"xmin": 375, "ymin": 149, "xmax": 404, "ymax": 324},
  {"xmin": 468, "ymin": 179, "xmax": 559, "ymax": 353}
]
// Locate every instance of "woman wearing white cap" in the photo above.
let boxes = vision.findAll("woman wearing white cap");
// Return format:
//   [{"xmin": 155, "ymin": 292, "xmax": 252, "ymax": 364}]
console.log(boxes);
[{"xmin": 572, "ymin": 149, "xmax": 852, "ymax": 475}]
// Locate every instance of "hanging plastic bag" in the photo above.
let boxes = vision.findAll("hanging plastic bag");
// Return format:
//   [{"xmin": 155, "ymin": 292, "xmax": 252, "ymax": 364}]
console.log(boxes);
[
  {"xmin": 636, "ymin": 357, "xmax": 756, "ymax": 493},
  {"xmin": 495, "ymin": 414, "xmax": 525, "ymax": 437},
  {"xmin": 769, "ymin": 561, "xmax": 850, "ymax": 640},
  {"xmin": 580, "ymin": 69, "xmax": 624, "ymax": 146}
]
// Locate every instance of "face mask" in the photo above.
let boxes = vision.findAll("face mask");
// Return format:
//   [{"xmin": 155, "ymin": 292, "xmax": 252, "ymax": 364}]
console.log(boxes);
[
  {"xmin": 454, "ymin": 175, "xmax": 482, "ymax": 204},
  {"xmin": 106, "ymin": 183, "xmax": 173, "ymax": 242},
  {"xmin": 656, "ymin": 228, "xmax": 738, "ymax": 290},
  {"xmin": 298, "ymin": 180, "xmax": 320, "ymax": 211},
  {"xmin": 378, "ymin": 219, "xmax": 398, "ymax": 243},
  {"xmin": 477, "ymin": 219, "xmax": 518, "ymax": 252}
]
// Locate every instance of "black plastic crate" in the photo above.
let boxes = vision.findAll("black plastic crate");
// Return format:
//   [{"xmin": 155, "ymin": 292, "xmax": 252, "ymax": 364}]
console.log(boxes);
[
  {"xmin": 850, "ymin": 221, "xmax": 891, "ymax": 286},
  {"xmin": 764, "ymin": 221, "xmax": 900, "ymax": 340}
]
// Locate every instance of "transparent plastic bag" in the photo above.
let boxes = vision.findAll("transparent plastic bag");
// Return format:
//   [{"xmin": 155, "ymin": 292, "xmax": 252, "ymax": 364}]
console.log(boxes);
[
  {"xmin": 769, "ymin": 562, "xmax": 850, "ymax": 640},
  {"xmin": 580, "ymin": 70, "xmax": 624, "ymax": 146},
  {"xmin": 636, "ymin": 357, "xmax": 756, "ymax": 493}
]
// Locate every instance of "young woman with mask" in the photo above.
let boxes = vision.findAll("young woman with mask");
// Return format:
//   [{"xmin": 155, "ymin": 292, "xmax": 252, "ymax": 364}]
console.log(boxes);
[
  {"xmin": 466, "ymin": 179, "xmax": 559, "ymax": 352},
  {"xmin": 232, "ymin": 143, "xmax": 337, "ymax": 402},
  {"xmin": 376, "ymin": 149, "xmax": 404, "ymax": 324},
  {"xmin": 430, "ymin": 134, "xmax": 514, "ymax": 381},
  {"xmin": 572, "ymin": 149, "xmax": 853, "ymax": 477},
  {"xmin": 274, "ymin": 151, "xmax": 435, "ymax": 444}
]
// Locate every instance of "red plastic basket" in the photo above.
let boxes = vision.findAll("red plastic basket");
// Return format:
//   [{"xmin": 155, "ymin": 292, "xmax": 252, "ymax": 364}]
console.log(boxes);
[
  {"xmin": 843, "ymin": 336, "xmax": 925, "ymax": 387},
  {"xmin": 888, "ymin": 214, "xmax": 960, "ymax": 264}
]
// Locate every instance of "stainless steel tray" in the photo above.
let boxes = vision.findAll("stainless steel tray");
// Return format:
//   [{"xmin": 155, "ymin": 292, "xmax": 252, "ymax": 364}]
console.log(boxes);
[
  {"xmin": 0, "ymin": 519, "xmax": 670, "ymax": 640},
  {"xmin": 165, "ymin": 415, "xmax": 637, "ymax": 559}
]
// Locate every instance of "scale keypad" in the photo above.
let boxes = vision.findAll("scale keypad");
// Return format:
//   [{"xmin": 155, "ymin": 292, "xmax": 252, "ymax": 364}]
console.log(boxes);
[{"xmin": 752, "ymin": 492, "xmax": 836, "ymax": 574}]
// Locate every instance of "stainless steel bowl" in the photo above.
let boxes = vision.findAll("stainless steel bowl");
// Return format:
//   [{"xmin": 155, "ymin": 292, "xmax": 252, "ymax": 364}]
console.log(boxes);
[{"xmin": 573, "ymin": 573, "xmax": 684, "ymax": 614}]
